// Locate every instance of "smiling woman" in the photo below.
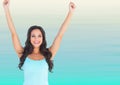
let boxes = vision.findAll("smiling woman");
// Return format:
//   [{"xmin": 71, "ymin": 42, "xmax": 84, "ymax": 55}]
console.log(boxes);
[
  {"xmin": 30, "ymin": 29, "xmax": 43, "ymax": 49},
  {"xmin": 3, "ymin": 0, "xmax": 76, "ymax": 85}
]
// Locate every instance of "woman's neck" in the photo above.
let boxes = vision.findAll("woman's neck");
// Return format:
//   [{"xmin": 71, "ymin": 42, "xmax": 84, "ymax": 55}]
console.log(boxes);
[{"xmin": 32, "ymin": 48, "xmax": 40, "ymax": 54}]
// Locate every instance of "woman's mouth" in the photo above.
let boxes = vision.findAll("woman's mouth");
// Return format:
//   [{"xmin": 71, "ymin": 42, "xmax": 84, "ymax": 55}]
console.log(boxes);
[{"xmin": 34, "ymin": 41, "xmax": 40, "ymax": 44}]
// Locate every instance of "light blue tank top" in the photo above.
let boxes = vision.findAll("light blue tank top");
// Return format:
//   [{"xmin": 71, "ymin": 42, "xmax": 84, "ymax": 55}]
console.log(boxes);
[{"xmin": 22, "ymin": 57, "xmax": 49, "ymax": 85}]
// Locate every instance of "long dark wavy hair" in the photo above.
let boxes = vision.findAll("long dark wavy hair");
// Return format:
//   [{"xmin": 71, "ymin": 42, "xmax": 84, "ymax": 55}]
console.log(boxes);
[{"xmin": 18, "ymin": 25, "xmax": 53, "ymax": 72}]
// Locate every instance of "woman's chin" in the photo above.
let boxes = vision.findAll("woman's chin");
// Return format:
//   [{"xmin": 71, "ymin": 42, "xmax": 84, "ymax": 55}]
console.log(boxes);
[{"xmin": 33, "ymin": 45, "xmax": 41, "ymax": 48}]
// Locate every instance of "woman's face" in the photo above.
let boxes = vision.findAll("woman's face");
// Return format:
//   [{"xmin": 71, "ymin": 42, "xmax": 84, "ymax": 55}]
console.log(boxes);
[{"xmin": 30, "ymin": 29, "xmax": 43, "ymax": 48}]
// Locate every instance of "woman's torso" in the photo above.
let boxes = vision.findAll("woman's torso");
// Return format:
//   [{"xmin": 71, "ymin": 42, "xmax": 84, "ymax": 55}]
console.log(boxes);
[{"xmin": 22, "ymin": 57, "xmax": 49, "ymax": 85}]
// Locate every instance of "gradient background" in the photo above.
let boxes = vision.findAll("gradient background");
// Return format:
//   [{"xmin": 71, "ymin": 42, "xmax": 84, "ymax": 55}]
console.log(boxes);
[{"xmin": 0, "ymin": 0, "xmax": 120, "ymax": 85}]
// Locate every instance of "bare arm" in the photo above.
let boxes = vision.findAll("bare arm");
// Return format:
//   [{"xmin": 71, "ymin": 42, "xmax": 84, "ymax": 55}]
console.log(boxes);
[
  {"xmin": 49, "ymin": 2, "xmax": 76, "ymax": 60},
  {"xmin": 3, "ymin": 0, "xmax": 23, "ymax": 58}
]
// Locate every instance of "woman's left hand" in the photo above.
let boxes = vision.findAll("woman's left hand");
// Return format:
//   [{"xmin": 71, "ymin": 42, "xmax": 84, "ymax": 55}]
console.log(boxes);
[{"xmin": 69, "ymin": 2, "xmax": 76, "ymax": 12}]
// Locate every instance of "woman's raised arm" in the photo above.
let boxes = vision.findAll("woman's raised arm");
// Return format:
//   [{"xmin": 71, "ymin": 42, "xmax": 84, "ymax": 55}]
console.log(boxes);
[
  {"xmin": 49, "ymin": 2, "xmax": 76, "ymax": 60},
  {"xmin": 3, "ymin": 0, "xmax": 23, "ymax": 58}
]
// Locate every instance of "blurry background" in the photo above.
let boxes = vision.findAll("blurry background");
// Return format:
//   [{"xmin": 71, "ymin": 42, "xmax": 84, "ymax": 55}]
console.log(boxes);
[{"xmin": 0, "ymin": 0, "xmax": 120, "ymax": 85}]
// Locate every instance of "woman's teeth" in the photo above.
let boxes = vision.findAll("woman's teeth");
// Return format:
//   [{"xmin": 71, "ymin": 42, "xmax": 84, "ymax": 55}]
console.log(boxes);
[{"xmin": 34, "ymin": 41, "xmax": 40, "ymax": 44}]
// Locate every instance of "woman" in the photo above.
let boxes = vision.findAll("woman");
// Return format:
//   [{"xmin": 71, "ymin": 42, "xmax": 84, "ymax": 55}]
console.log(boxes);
[{"xmin": 3, "ymin": 0, "xmax": 76, "ymax": 85}]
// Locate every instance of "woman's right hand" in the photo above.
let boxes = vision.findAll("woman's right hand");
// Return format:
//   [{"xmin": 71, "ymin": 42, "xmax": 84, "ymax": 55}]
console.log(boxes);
[{"xmin": 3, "ymin": 0, "xmax": 9, "ymax": 7}]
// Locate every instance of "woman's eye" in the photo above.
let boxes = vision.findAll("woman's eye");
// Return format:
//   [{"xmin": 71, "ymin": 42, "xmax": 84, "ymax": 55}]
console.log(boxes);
[
  {"xmin": 31, "ymin": 35, "xmax": 35, "ymax": 37},
  {"xmin": 31, "ymin": 35, "xmax": 42, "ymax": 38},
  {"xmin": 38, "ymin": 35, "xmax": 42, "ymax": 37}
]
